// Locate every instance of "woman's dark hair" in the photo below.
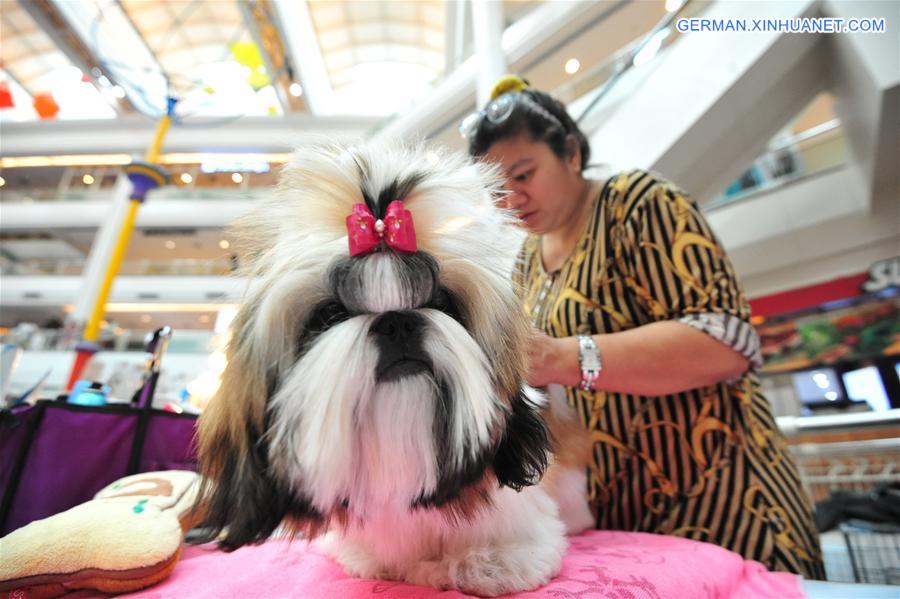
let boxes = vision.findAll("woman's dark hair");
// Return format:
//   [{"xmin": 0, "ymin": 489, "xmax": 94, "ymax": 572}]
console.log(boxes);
[{"xmin": 467, "ymin": 88, "xmax": 591, "ymax": 171}]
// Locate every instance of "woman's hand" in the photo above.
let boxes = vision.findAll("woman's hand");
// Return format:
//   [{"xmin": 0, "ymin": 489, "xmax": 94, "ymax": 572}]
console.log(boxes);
[{"xmin": 524, "ymin": 329, "xmax": 580, "ymax": 388}]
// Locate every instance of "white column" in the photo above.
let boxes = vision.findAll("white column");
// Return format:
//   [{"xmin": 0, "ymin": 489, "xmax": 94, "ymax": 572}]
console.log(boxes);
[
  {"xmin": 444, "ymin": 0, "xmax": 469, "ymax": 75},
  {"xmin": 271, "ymin": 0, "xmax": 335, "ymax": 115},
  {"xmin": 471, "ymin": 0, "xmax": 507, "ymax": 105},
  {"xmin": 68, "ymin": 172, "xmax": 134, "ymax": 325}
]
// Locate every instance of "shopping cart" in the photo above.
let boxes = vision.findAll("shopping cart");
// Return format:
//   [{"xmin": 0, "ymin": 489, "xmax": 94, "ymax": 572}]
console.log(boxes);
[
  {"xmin": 790, "ymin": 438, "xmax": 900, "ymax": 584},
  {"xmin": 840, "ymin": 519, "xmax": 900, "ymax": 585}
]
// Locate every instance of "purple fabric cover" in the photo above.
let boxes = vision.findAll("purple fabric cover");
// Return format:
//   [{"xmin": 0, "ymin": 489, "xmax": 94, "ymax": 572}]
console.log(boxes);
[
  {"xmin": 0, "ymin": 401, "xmax": 197, "ymax": 536},
  {"xmin": 0, "ymin": 405, "xmax": 39, "ymax": 510},
  {"xmin": 140, "ymin": 411, "xmax": 199, "ymax": 472}
]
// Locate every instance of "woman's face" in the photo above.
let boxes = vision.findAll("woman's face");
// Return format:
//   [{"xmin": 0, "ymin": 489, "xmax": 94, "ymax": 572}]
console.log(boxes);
[{"xmin": 483, "ymin": 133, "xmax": 583, "ymax": 235}]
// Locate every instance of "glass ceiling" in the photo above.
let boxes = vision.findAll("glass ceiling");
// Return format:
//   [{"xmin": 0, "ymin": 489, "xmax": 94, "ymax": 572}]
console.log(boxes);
[
  {"xmin": 0, "ymin": 0, "xmax": 547, "ymax": 123},
  {"xmin": 308, "ymin": 0, "xmax": 445, "ymax": 115},
  {"xmin": 0, "ymin": 1, "xmax": 116, "ymax": 121},
  {"xmin": 117, "ymin": 0, "xmax": 283, "ymax": 118}
]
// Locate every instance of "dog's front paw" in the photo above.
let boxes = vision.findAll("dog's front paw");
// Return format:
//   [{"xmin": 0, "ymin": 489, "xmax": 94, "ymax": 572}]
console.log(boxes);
[
  {"xmin": 407, "ymin": 542, "xmax": 564, "ymax": 597},
  {"xmin": 320, "ymin": 534, "xmax": 391, "ymax": 581}
]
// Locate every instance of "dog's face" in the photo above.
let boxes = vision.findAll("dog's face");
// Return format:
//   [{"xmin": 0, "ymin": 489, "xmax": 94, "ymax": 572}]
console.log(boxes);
[{"xmin": 195, "ymin": 143, "xmax": 549, "ymax": 548}]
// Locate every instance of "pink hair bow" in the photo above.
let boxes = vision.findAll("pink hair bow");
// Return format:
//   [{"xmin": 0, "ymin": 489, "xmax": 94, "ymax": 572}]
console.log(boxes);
[{"xmin": 346, "ymin": 200, "xmax": 417, "ymax": 257}]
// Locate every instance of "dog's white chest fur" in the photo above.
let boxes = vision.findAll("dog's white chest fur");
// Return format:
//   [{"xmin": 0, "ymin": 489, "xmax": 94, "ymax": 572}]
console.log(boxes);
[{"xmin": 323, "ymin": 484, "xmax": 566, "ymax": 596}]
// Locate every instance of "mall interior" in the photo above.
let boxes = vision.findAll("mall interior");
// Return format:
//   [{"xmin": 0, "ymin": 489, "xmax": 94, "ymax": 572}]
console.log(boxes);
[{"xmin": 0, "ymin": 0, "xmax": 898, "ymax": 596}]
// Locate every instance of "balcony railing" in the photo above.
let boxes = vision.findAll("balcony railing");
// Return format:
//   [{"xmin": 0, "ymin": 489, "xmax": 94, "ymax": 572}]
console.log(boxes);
[
  {"xmin": 1, "ymin": 326, "xmax": 217, "ymax": 354},
  {"xmin": 706, "ymin": 119, "xmax": 846, "ymax": 210},
  {"xmin": 0, "ymin": 186, "xmax": 264, "ymax": 203},
  {"xmin": 1, "ymin": 258, "xmax": 233, "ymax": 277}
]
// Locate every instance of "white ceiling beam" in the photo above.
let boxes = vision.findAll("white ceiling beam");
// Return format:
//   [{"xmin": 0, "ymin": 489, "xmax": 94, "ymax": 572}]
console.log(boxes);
[
  {"xmin": 0, "ymin": 114, "xmax": 379, "ymax": 156},
  {"xmin": 270, "ymin": 0, "xmax": 335, "ymax": 115}
]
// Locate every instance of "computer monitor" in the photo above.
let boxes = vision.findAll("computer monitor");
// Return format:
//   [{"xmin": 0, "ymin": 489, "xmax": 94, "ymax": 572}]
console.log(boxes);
[
  {"xmin": 841, "ymin": 366, "xmax": 891, "ymax": 412},
  {"xmin": 791, "ymin": 368, "xmax": 844, "ymax": 404}
]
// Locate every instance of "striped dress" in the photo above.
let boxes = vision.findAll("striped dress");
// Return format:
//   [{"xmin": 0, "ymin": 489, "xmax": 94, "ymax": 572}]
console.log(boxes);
[{"xmin": 515, "ymin": 170, "xmax": 825, "ymax": 579}]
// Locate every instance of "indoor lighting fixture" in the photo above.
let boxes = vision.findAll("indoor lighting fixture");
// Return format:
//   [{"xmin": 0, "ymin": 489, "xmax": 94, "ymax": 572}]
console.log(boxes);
[
  {"xmin": 564, "ymin": 58, "xmax": 581, "ymax": 75},
  {"xmin": 103, "ymin": 303, "xmax": 239, "ymax": 312},
  {"xmin": 289, "ymin": 83, "xmax": 303, "ymax": 97},
  {"xmin": 0, "ymin": 154, "xmax": 132, "ymax": 168},
  {"xmin": 219, "ymin": 239, "xmax": 230, "ymax": 249},
  {"xmin": 180, "ymin": 173, "xmax": 193, "ymax": 184},
  {"xmin": 202, "ymin": 159, "xmax": 268, "ymax": 174},
  {"xmin": 665, "ymin": 0, "xmax": 685, "ymax": 12},
  {"xmin": 0, "ymin": 176, "xmax": 5, "ymax": 187},
  {"xmin": 231, "ymin": 172, "xmax": 244, "ymax": 184},
  {"xmin": 165, "ymin": 240, "xmax": 176, "ymax": 249},
  {"xmin": 165, "ymin": 152, "xmax": 289, "ymax": 165},
  {"xmin": 82, "ymin": 174, "xmax": 95, "ymax": 185}
]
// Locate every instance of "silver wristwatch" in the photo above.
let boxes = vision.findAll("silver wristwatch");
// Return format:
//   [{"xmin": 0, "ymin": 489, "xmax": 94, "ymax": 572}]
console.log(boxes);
[{"xmin": 577, "ymin": 335, "xmax": 602, "ymax": 391}]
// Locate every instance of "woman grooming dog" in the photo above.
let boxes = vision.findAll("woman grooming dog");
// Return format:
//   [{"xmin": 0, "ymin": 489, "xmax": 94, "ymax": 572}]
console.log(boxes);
[{"xmin": 464, "ymin": 74, "xmax": 825, "ymax": 579}]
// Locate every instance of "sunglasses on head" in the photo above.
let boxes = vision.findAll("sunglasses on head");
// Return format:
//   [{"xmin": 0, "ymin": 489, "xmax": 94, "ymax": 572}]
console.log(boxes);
[{"xmin": 459, "ymin": 92, "xmax": 541, "ymax": 140}]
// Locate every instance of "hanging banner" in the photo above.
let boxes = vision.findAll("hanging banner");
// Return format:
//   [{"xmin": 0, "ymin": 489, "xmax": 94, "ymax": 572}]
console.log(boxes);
[{"xmin": 759, "ymin": 298, "xmax": 900, "ymax": 372}]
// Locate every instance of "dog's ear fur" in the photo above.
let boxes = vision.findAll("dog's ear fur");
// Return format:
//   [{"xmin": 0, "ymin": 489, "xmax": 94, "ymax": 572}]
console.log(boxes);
[
  {"xmin": 493, "ymin": 389, "xmax": 550, "ymax": 491},
  {"xmin": 190, "ymin": 304, "xmax": 322, "ymax": 549}
]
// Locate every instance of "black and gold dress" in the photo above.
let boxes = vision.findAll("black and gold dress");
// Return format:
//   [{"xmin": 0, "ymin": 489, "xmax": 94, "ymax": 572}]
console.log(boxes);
[{"xmin": 515, "ymin": 170, "xmax": 825, "ymax": 579}]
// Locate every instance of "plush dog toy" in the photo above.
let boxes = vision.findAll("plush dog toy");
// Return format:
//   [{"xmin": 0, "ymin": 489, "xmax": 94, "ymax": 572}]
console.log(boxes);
[{"xmin": 0, "ymin": 470, "xmax": 199, "ymax": 598}]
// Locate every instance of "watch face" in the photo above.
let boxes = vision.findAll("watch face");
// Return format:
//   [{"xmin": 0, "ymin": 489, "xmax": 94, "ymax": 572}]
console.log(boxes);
[{"xmin": 579, "ymin": 336, "xmax": 601, "ymax": 371}]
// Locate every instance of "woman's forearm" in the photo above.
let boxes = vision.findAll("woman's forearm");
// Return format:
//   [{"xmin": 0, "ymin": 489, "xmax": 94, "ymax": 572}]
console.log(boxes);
[{"xmin": 544, "ymin": 321, "xmax": 749, "ymax": 395}]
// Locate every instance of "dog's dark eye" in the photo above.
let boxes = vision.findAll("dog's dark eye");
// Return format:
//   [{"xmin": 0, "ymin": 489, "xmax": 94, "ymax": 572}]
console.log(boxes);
[
  {"xmin": 298, "ymin": 300, "xmax": 351, "ymax": 355},
  {"xmin": 306, "ymin": 300, "xmax": 350, "ymax": 334},
  {"xmin": 427, "ymin": 287, "xmax": 465, "ymax": 324}
]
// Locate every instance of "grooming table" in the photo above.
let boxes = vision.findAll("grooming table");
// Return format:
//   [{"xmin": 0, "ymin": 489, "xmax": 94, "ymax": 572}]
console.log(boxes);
[{"xmin": 69, "ymin": 530, "xmax": 811, "ymax": 598}]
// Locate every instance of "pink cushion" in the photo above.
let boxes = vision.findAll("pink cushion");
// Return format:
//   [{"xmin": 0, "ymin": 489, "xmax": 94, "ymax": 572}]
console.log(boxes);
[{"xmin": 114, "ymin": 531, "xmax": 803, "ymax": 598}]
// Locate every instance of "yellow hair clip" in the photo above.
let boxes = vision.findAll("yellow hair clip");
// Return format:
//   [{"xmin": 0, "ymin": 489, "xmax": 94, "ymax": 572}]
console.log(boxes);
[{"xmin": 489, "ymin": 75, "xmax": 529, "ymax": 101}]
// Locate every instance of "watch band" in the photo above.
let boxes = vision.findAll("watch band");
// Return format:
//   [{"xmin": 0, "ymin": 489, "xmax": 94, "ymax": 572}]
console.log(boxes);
[{"xmin": 577, "ymin": 335, "xmax": 602, "ymax": 391}]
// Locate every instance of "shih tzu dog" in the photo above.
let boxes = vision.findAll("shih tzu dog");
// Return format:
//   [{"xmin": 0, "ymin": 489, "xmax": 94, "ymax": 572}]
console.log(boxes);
[{"xmin": 193, "ymin": 142, "xmax": 593, "ymax": 596}]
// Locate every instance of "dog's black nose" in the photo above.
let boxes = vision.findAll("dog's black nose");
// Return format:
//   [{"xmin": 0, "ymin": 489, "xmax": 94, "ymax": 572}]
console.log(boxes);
[
  {"xmin": 371, "ymin": 311, "xmax": 421, "ymax": 343},
  {"xmin": 371, "ymin": 311, "xmax": 431, "ymax": 381}
]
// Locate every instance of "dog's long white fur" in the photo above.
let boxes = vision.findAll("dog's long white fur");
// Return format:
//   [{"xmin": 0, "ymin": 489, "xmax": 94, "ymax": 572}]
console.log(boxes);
[{"xmin": 212, "ymin": 141, "xmax": 585, "ymax": 596}]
